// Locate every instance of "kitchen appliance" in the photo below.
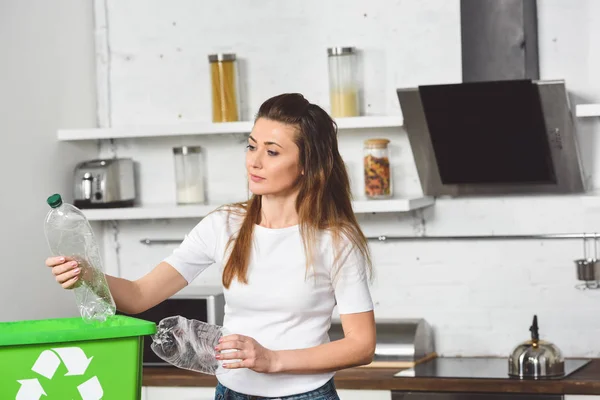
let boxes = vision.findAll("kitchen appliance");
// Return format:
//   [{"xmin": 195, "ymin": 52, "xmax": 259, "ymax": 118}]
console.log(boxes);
[
  {"xmin": 395, "ymin": 316, "xmax": 588, "ymax": 381},
  {"xmin": 393, "ymin": 394, "xmax": 562, "ymax": 400},
  {"xmin": 397, "ymin": 79, "xmax": 586, "ymax": 197},
  {"xmin": 394, "ymin": 357, "xmax": 589, "ymax": 381},
  {"xmin": 508, "ymin": 315, "xmax": 565, "ymax": 378},
  {"xmin": 393, "ymin": 357, "xmax": 590, "ymax": 399},
  {"xmin": 73, "ymin": 158, "xmax": 136, "ymax": 208},
  {"xmin": 116, "ymin": 286, "xmax": 225, "ymax": 366},
  {"xmin": 329, "ymin": 318, "xmax": 436, "ymax": 368}
]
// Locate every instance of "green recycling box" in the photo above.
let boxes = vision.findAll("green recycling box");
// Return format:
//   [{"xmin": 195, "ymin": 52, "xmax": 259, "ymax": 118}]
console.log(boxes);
[{"xmin": 0, "ymin": 315, "xmax": 156, "ymax": 400}]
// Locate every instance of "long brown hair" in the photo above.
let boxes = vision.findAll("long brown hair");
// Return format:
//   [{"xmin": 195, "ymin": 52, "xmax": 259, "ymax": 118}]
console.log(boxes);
[{"xmin": 221, "ymin": 93, "xmax": 372, "ymax": 288}]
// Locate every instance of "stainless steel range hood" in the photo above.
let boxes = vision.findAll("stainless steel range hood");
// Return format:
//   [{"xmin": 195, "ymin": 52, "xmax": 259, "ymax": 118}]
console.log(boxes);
[{"xmin": 396, "ymin": 79, "xmax": 586, "ymax": 196}]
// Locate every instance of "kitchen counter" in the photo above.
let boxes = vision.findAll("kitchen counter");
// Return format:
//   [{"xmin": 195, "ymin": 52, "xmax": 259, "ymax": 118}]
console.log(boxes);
[{"xmin": 143, "ymin": 358, "xmax": 600, "ymax": 395}]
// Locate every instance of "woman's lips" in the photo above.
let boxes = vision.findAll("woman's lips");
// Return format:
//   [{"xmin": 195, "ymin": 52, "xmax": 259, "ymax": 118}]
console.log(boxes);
[{"xmin": 250, "ymin": 174, "xmax": 265, "ymax": 183}]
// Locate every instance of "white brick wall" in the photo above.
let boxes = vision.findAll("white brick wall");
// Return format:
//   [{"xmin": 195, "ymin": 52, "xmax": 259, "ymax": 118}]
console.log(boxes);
[
  {"xmin": 102, "ymin": 0, "xmax": 461, "ymax": 125},
  {"xmin": 97, "ymin": 0, "xmax": 600, "ymax": 357}
]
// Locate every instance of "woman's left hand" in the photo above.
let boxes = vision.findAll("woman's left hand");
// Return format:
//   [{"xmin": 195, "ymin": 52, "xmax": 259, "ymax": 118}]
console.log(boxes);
[{"xmin": 215, "ymin": 334, "xmax": 280, "ymax": 373}]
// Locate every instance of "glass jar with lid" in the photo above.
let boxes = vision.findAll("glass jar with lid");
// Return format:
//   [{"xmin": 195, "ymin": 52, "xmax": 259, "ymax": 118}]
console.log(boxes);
[
  {"xmin": 327, "ymin": 46, "xmax": 360, "ymax": 118},
  {"xmin": 209, "ymin": 53, "xmax": 240, "ymax": 122},
  {"xmin": 173, "ymin": 146, "xmax": 206, "ymax": 205},
  {"xmin": 364, "ymin": 139, "xmax": 392, "ymax": 199}
]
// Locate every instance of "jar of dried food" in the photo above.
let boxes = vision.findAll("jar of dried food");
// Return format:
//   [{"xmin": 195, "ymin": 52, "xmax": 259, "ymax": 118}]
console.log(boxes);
[
  {"xmin": 327, "ymin": 47, "xmax": 360, "ymax": 118},
  {"xmin": 364, "ymin": 139, "xmax": 392, "ymax": 199},
  {"xmin": 209, "ymin": 53, "xmax": 240, "ymax": 122},
  {"xmin": 173, "ymin": 146, "xmax": 206, "ymax": 204}
]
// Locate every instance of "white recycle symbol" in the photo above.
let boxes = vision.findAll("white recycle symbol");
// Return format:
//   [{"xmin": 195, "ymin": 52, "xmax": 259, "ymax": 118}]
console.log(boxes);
[{"xmin": 16, "ymin": 346, "xmax": 103, "ymax": 400}]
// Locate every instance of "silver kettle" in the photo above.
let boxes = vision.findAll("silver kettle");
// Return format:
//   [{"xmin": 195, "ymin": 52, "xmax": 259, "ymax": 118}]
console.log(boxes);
[{"xmin": 508, "ymin": 315, "xmax": 565, "ymax": 379}]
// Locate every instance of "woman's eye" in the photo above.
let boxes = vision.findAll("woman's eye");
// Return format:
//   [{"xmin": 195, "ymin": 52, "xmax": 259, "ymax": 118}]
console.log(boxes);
[
  {"xmin": 267, "ymin": 150, "xmax": 279, "ymax": 156},
  {"xmin": 246, "ymin": 144, "xmax": 256, "ymax": 151}
]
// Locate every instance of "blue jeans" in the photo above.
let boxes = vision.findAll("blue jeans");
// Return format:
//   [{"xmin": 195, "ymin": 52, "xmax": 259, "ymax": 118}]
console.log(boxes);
[{"xmin": 214, "ymin": 378, "xmax": 340, "ymax": 400}]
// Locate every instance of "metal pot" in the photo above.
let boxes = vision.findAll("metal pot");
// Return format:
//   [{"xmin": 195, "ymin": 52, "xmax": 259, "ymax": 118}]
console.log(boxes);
[{"xmin": 508, "ymin": 315, "xmax": 565, "ymax": 379}]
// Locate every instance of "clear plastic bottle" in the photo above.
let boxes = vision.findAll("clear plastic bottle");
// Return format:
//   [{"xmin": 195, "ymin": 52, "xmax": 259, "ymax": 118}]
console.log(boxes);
[
  {"xmin": 44, "ymin": 193, "xmax": 116, "ymax": 322},
  {"xmin": 151, "ymin": 316, "xmax": 233, "ymax": 375}
]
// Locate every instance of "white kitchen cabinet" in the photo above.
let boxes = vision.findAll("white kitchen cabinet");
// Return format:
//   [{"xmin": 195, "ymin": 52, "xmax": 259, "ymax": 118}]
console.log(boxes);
[
  {"xmin": 143, "ymin": 387, "xmax": 390, "ymax": 400},
  {"xmin": 145, "ymin": 386, "xmax": 216, "ymax": 400},
  {"xmin": 338, "ymin": 389, "xmax": 391, "ymax": 400},
  {"xmin": 565, "ymin": 397, "xmax": 600, "ymax": 400},
  {"xmin": 143, "ymin": 389, "xmax": 600, "ymax": 400}
]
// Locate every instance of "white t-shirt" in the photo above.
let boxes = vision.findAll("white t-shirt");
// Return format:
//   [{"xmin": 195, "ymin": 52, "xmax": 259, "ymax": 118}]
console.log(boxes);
[{"xmin": 163, "ymin": 209, "xmax": 373, "ymax": 397}]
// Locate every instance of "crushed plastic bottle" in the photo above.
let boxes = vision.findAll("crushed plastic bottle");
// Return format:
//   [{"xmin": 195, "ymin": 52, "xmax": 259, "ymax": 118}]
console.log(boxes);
[
  {"xmin": 44, "ymin": 193, "xmax": 116, "ymax": 322},
  {"xmin": 151, "ymin": 315, "xmax": 232, "ymax": 375}
]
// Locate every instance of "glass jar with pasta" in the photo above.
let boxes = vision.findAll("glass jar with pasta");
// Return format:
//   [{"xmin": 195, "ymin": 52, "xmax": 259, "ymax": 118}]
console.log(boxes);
[
  {"xmin": 364, "ymin": 139, "xmax": 392, "ymax": 199},
  {"xmin": 209, "ymin": 53, "xmax": 240, "ymax": 122}
]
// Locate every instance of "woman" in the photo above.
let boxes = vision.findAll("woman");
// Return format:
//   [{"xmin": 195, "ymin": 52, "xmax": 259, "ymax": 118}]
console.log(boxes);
[{"xmin": 45, "ymin": 93, "xmax": 376, "ymax": 400}]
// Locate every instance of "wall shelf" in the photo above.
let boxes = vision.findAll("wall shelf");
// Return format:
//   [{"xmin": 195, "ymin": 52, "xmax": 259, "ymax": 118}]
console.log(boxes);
[
  {"xmin": 57, "ymin": 116, "xmax": 404, "ymax": 141},
  {"xmin": 57, "ymin": 103, "xmax": 598, "ymax": 141},
  {"xmin": 81, "ymin": 197, "xmax": 434, "ymax": 221},
  {"xmin": 576, "ymin": 104, "xmax": 600, "ymax": 118}
]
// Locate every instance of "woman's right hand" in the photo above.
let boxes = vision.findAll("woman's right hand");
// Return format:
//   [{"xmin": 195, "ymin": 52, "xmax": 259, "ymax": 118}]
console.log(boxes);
[{"xmin": 45, "ymin": 256, "xmax": 81, "ymax": 289}]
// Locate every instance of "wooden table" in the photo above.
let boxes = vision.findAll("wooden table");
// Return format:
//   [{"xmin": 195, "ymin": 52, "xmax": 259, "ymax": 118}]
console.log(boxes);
[{"xmin": 143, "ymin": 359, "xmax": 600, "ymax": 395}]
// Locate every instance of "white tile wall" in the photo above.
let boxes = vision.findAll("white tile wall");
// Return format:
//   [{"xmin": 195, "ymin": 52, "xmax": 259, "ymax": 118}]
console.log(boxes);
[{"xmin": 96, "ymin": 0, "xmax": 600, "ymax": 358}]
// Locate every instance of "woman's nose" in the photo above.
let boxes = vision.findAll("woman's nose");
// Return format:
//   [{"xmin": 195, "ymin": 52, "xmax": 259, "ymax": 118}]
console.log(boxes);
[{"xmin": 248, "ymin": 150, "xmax": 262, "ymax": 168}]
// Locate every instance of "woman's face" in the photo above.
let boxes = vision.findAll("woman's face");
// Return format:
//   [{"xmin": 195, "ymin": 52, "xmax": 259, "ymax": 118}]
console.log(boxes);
[{"xmin": 246, "ymin": 118, "xmax": 302, "ymax": 197}]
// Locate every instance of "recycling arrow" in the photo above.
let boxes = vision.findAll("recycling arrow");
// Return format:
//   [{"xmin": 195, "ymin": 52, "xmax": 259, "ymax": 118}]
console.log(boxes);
[
  {"xmin": 31, "ymin": 350, "xmax": 61, "ymax": 379},
  {"xmin": 52, "ymin": 347, "xmax": 93, "ymax": 376},
  {"xmin": 16, "ymin": 379, "xmax": 46, "ymax": 400},
  {"xmin": 78, "ymin": 376, "xmax": 103, "ymax": 400},
  {"xmin": 15, "ymin": 346, "xmax": 103, "ymax": 400}
]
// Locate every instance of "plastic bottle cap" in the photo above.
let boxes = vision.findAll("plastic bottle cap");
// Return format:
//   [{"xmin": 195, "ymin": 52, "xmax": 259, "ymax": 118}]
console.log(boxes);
[{"xmin": 47, "ymin": 194, "xmax": 63, "ymax": 208}]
